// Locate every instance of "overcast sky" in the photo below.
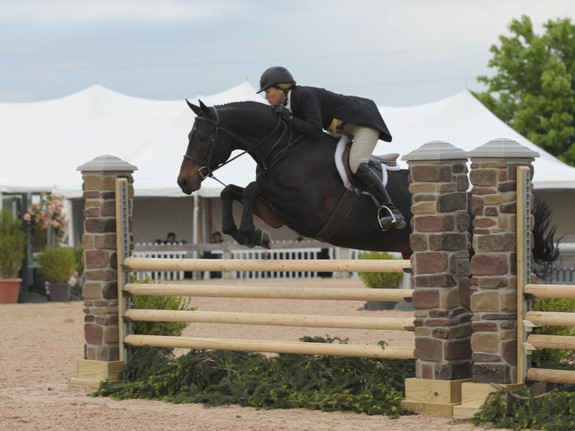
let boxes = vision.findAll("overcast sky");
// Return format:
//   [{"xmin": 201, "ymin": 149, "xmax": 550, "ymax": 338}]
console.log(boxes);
[{"xmin": 1, "ymin": 0, "xmax": 573, "ymax": 106}]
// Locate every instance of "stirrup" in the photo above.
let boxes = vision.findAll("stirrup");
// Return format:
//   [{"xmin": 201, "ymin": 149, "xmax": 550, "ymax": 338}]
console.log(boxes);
[{"xmin": 377, "ymin": 205, "xmax": 407, "ymax": 231}]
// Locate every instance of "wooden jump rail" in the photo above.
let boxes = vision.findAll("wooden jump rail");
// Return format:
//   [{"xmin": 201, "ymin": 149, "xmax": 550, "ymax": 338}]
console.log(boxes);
[
  {"xmin": 122, "ymin": 257, "xmax": 411, "ymax": 274},
  {"xmin": 124, "ymin": 283, "xmax": 413, "ymax": 301},
  {"xmin": 124, "ymin": 335, "xmax": 415, "ymax": 359},
  {"xmin": 520, "ymin": 283, "xmax": 575, "ymax": 385},
  {"xmin": 517, "ymin": 166, "xmax": 575, "ymax": 386},
  {"xmin": 120, "ymin": 257, "xmax": 415, "ymax": 360},
  {"xmin": 124, "ymin": 308, "xmax": 414, "ymax": 331}
]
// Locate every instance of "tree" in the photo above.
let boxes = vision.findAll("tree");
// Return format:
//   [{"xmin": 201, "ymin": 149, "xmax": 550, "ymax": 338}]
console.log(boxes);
[{"xmin": 474, "ymin": 15, "xmax": 575, "ymax": 165}]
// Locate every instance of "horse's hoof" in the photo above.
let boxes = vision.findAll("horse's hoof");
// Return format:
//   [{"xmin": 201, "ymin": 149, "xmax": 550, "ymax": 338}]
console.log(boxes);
[
  {"xmin": 253, "ymin": 229, "xmax": 272, "ymax": 249},
  {"xmin": 260, "ymin": 231, "xmax": 272, "ymax": 249}
]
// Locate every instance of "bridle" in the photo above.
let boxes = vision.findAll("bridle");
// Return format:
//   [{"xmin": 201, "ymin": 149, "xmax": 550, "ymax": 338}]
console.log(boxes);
[
  {"xmin": 182, "ymin": 106, "xmax": 294, "ymax": 185},
  {"xmin": 182, "ymin": 108, "xmax": 235, "ymax": 180}
]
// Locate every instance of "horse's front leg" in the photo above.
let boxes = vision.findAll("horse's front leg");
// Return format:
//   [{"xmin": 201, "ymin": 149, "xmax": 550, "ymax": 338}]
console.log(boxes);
[
  {"xmin": 220, "ymin": 185, "xmax": 249, "ymax": 246},
  {"xmin": 239, "ymin": 182, "xmax": 272, "ymax": 249}
]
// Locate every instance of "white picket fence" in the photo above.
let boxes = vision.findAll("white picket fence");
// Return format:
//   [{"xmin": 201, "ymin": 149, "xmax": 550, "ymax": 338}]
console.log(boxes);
[
  {"xmin": 131, "ymin": 239, "xmax": 575, "ymax": 285},
  {"xmin": 131, "ymin": 241, "xmax": 367, "ymax": 281},
  {"xmin": 132, "ymin": 244, "xmax": 189, "ymax": 281},
  {"xmin": 228, "ymin": 247, "xmax": 335, "ymax": 279}
]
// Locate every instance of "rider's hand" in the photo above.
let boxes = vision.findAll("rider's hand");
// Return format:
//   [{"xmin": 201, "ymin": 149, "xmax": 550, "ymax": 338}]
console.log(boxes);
[{"xmin": 272, "ymin": 104, "xmax": 292, "ymax": 121}]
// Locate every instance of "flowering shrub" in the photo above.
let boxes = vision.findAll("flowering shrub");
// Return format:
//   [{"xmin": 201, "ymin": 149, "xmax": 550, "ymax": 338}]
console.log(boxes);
[
  {"xmin": 23, "ymin": 191, "xmax": 69, "ymax": 248},
  {"xmin": 358, "ymin": 251, "xmax": 404, "ymax": 288}
]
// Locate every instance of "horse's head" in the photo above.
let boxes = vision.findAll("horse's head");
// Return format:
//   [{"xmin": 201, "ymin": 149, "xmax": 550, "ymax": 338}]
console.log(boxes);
[{"xmin": 177, "ymin": 100, "xmax": 236, "ymax": 194}]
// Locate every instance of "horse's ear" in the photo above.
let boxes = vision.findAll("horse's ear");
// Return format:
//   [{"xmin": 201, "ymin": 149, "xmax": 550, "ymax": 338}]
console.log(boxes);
[
  {"xmin": 186, "ymin": 99, "xmax": 209, "ymax": 116},
  {"xmin": 186, "ymin": 99, "xmax": 200, "ymax": 114}
]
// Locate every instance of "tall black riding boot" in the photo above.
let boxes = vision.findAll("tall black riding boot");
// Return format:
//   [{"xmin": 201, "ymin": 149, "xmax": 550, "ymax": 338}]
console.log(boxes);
[{"xmin": 355, "ymin": 163, "xmax": 407, "ymax": 231}]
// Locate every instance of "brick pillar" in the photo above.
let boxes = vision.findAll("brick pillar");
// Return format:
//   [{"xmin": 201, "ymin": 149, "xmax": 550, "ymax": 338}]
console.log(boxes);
[
  {"xmin": 68, "ymin": 155, "xmax": 137, "ymax": 389},
  {"xmin": 468, "ymin": 138, "xmax": 538, "ymax": 384},
  {"xmin": 404, "ymin": 141, "xmax": 473, "ymax": 379},
  {"xmin": 401, "ymin": 141, "xmax": 473, "ymax": 415}
]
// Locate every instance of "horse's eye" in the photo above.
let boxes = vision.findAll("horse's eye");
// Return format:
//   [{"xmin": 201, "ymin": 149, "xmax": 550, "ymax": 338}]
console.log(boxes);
[{"xmin": 197, "ymin": 132, "xmax": 211, "ymax": 143}]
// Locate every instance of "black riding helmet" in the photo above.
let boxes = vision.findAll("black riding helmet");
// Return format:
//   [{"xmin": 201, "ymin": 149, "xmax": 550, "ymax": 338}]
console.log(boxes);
[{"xmin": 257, "ymin": 66, "xmax": 295, "ymax": 93}]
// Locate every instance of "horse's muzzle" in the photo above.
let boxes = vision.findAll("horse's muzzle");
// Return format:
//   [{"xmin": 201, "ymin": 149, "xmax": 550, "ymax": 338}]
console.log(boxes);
[{"xmin": 177, "ymin": 176, "xmax": 200, "ymax": 195}]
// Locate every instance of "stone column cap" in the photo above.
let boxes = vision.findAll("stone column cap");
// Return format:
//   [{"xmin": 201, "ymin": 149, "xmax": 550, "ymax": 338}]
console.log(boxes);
[
  {"xmin": 402, "ymin": 140, "xmax": 467, "ymax": 162},
  {"xmin": 467, "ymin": 138, "xmax": 539, "ymax": 160},
  {"xmin": 77, "ymin": 155, "xmax": 138, "ymax": 173}
]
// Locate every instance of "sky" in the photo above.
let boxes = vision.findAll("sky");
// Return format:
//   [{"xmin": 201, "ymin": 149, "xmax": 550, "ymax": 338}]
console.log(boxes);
[{"xmin": 1, "ymin": 0, "xmax": 574, "ymax": 107}]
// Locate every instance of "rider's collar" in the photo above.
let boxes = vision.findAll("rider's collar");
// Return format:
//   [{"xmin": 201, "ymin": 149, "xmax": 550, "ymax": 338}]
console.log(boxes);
[{"xmin": 285, "ymin": 89, "xmax": 292, "ymax": 110}]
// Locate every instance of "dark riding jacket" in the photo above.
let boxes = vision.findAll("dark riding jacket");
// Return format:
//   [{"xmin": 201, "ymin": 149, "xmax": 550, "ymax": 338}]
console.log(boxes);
[{"xmin": 286, "ymin": 85, "xmax": 392, "ymax": 142}]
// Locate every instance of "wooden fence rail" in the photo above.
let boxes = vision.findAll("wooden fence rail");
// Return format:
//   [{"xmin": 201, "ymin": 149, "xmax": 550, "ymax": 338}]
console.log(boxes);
[
  {"xmin": 122, "ymin": 257, "xmax": 411, "ymax": 274},
  {"xmin": 120, "ymin": 256, "xmax": 414, "ymax": 360},
  {"xmin": 124, "ymin": 335, "xmax": 415, "ymax": 360}
]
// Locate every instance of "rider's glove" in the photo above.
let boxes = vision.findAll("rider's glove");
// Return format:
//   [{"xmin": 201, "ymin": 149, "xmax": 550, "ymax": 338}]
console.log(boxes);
[{"xmin": 272, "ymin": 104, "xmax": 292, "ymax": 121}]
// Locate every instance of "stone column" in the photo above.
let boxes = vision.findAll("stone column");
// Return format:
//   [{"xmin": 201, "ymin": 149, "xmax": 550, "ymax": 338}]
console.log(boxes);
[
  {"xmin": 68, "ymin": 155, "xmax": 137, "ymax": 389},
  {"xmin": 401, "ymin": 141, "xmax": 473, "ymax": 415},
  {"xmin": 468, "ymin": 139, "xmax": 538, "ymax": 384}
]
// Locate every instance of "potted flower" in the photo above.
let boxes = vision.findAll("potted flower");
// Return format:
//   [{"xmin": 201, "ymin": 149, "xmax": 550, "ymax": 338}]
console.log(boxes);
[
  {"xmin": 358, "ymin": 251, "xmax": 405, "ymax": 310},
  {"xmin": 0, "ymin": 210, "xmax": 27, "ymax": 303},
  {"xmin": 23, "ymin": 191, "xmax": 70, "ymax": 251},
  {"xmin": 38, "ymin": 246, "xmax": 77, "ymax": 302}
]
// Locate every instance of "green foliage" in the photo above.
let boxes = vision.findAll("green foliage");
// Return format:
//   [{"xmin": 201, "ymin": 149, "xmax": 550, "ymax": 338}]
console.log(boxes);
[
  {"xmin": 93, "ymin": 338, "xmax": 416, "ymax": 417},
  {"xmin": 531, "ymin": 297, "xmax": 575, "ymax": 366},
  {"xmin": 132, "ymin": 278, "xmax": 196, "ymax": 336},
  {"xmin": 471, "ymin": 297, "xmax": 575, "ymax": 429},
  {"xmin": 74, "ymin": 247, "xmax": 84, "ymax": 276},
  {"xmin": 473, "ymin": 386, "xmax": 575, "ymax": 430},
  {"xmin": 0, "ymin": 210, "xmax": 27, "ymax": 278},
  {"xmin": 358, "ymin": 251, "xmax": 403, "ymax": 288},
  {"xmin": 475, "ymin": 15, "xmax": 575, "ymax": 166},
  {"xmin": 37, "ymin": 246, "xmax": 77, "ymax": 283}
]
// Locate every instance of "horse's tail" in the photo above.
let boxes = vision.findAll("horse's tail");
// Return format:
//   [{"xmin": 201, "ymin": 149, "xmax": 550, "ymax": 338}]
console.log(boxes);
[{"xmin": 532, "ymin": 197, "xmax": 560, "ymax": 280}]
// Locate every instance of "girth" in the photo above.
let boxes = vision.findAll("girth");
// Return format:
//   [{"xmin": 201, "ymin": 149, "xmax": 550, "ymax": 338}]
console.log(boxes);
[
  {"xmin": 315, "ymin": 143, "xmax": 400, "ymax": 243},
  {"xmin": 314, "ymin": 189, "xmax": 361, "ymax": 243}
]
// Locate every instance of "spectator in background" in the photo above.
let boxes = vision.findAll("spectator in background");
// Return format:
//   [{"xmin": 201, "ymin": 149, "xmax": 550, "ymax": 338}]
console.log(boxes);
[
  {"xmin": 212, "ymin": 231, "xmax": 223, "ymax": 244},
  {"xmin": 164, "ymin": 232, "xmax": 176, "ymax": 245},
  {"xmin": 202, "ymin": 232, "xmax": 224, "ymax": 279}
]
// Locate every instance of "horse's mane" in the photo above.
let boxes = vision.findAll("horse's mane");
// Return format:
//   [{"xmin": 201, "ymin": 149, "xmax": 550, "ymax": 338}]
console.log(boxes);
[
  {"xmin": 214, "ymin": 100, "xmax": 265, "ymax": 108},
  {"xmin": 214, "ymin": 101, "xmax": 277, "ymax": 123}
]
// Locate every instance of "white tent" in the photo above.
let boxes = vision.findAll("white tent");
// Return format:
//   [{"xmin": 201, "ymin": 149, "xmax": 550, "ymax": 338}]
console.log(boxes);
[
  {"xmin": 0, "ymin": 81, "xmax": 265, "ymax": 198},
  {"xmin": 2, "ymin": 83, "xmax": 575, "ymax": 199},
  {"xmin": 376, "ymin": 91, "xmax": 575, "ymax": 190},
  {"xmin": 2, "ymin": 83, "xmax": 574, "ymax": 242}
]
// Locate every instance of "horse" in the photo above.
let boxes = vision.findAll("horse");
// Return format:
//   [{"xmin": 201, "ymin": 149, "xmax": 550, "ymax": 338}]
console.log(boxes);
[
  {"xmin": 177, "ymin": 100, "xmax": 413, "ymax": 257},
  {"xmin": 177, "ymin": 101, "xmax": 558, "ymax": 276}
]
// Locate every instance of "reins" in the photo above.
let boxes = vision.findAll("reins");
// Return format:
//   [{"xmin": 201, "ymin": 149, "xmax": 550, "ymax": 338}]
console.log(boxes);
[{"xmin": 183, "ymin": 106, "xmax": 294, "ymax": 186}]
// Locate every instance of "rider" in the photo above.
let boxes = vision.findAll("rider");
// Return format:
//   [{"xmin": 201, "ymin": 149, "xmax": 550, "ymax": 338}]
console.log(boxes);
[{"xmin": 257, "ymin": 66, "xmax": 406, "ymax": 230}]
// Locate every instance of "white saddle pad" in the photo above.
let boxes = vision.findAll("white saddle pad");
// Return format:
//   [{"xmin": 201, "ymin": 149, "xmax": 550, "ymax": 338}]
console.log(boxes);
[{"xmin": 334, "ymin": 135, "xmax": 398, "ymax": 190}]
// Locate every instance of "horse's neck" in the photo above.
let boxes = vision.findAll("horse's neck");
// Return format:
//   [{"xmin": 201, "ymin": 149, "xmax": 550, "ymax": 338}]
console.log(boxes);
[{"xmin": 224, "ymin": 107, "xmax": 279, "ymax": 159}]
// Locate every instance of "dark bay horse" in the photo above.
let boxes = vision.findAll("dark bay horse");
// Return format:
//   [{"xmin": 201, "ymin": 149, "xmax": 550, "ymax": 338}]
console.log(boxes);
[
  {"xmin": 177, "ymin": 101, "xmax": 558, "ymax": 275},
  {"xmin": 177, "ymin": 101, "xmax": 413, "ymax": 257}
]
